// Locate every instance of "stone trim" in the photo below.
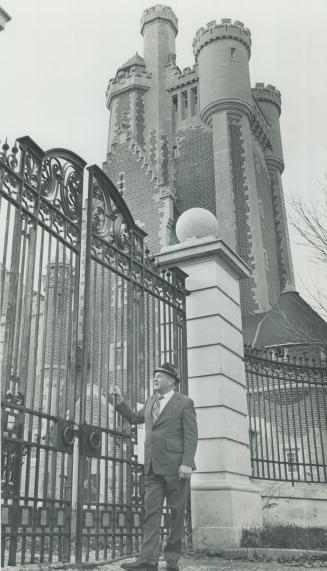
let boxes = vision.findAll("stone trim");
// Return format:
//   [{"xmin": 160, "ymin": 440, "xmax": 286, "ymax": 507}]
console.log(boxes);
[
  {"xmin": 228, "ymin": 114, "xmax": 259, "ymax": 314},
  {"xmin": 266, "ymin": 155, "xmax": 285, "ymax": 174},
  {"xmin": 200, "ymin": 98, "xmax": 253, "ymax": 125},
  {"xmin": 192, "ymin": 481, "xmax": 261, "ymax": 493}
]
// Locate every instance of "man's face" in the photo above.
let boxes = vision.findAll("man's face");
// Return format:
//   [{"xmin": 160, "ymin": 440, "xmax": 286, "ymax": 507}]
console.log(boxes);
[{"xmin": 153, "ymin": 371, "xmax": 175, "ymax": 394}]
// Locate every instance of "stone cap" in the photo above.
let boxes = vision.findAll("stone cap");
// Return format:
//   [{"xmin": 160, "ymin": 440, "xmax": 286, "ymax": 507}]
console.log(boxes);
[
  {"xmin": 252, "ymin": 83, "xmax": 281, "ymax": 114},
  {"xmin": 141, "ymin": 4, "xmax": 178, "ymax": 36},
  {"xmin": 193, "ymin": 19, "xmax": 251, "ymax": 59},
  {"xmin": 156, "ymin": 236, "xmax": 251, "ymax": 280}
]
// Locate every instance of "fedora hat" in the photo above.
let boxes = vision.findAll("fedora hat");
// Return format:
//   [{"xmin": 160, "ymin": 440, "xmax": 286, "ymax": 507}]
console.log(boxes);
[{"xmin": 154, "ymin": 362, "xmax": 180, "ymax": 383}]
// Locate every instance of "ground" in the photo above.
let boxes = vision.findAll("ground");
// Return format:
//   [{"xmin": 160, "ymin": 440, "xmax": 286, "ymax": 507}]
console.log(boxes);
[{"xmin": 102, "ymin": 554, "xmax": 327, "ymax": 570}]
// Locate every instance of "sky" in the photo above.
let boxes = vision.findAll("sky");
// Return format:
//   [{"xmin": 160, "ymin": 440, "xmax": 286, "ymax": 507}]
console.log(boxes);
[{"xmin": 0, "ymin": 0, "xmax": 326, "ymax": 317}]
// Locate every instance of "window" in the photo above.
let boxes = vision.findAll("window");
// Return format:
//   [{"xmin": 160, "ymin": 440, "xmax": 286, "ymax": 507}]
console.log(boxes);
[
  {"xmin": 231, "ymin": 47, "xmax": 237, "ymax": 61},
  {"xmin": 258, "ymin": 198, "xmax": 264, "ymax": 218},
  {"xmin": 286, "ymin": 449, "xmax": 298, "ymax": 474},
  {"xmin": 191, "ymin": 87, "xmax": 198, "ymax": 116},
  {"xmin": 172, "ymin": 94, "xmax": 178, "ymax": 127},
  {"xmin": 274, "ymin": 346, "xmax": 288, "ymax": 360},
  {"xmin": 263, "ymin": 249, "xmax": 269, "ymax": 271},
  {"xmin": 181, "ymin": 91, "xmax": 188, "ymax": 120},
  {"xmin": 117, "ymin": 172, "xmax": 125, "ymax": 195}
]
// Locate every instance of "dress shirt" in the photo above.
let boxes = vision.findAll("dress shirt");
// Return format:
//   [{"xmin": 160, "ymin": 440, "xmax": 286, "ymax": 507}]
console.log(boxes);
[{"xmin": 157, "ymin": 389, "xmax": 175, "ymax": 415}]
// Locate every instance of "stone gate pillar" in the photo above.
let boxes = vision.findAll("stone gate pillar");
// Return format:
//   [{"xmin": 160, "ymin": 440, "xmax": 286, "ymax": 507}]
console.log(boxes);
[{"xmin": 157, "ymin": 208, "xmax": 262, "ymax": 549}]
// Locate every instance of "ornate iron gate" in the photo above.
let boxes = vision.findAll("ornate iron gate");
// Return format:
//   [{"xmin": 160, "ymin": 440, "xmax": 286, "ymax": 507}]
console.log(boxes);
[{"xmin": 1, "ymin": 138, "xmax": 188, "ymax": 566}]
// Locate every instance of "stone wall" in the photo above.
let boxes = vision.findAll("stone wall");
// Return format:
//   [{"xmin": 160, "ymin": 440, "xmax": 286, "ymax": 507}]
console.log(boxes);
[{"xmin": 255, "ymin": 479, "xmax": 327, "ymax": 528}]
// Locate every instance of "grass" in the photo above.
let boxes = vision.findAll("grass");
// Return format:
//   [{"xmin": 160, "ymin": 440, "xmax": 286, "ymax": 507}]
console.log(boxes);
[{"xmin": 241, "ymin": 523, "xmax": 327, "ymax": 550}]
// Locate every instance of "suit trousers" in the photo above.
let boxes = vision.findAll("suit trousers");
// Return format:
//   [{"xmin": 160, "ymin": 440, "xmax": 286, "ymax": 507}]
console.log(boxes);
[{"xmin": 140, "ymin": 469, "xmax": 188, "ymax": 564}]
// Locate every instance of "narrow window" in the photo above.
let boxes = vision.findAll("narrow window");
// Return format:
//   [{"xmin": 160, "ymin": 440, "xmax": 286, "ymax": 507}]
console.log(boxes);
[
  {"xmin": 258, "ymin": 198, "xmax": 264, "ymax": 218},
  {"xmin": 181, "ymin": 91, "xmax": 188, "ymax": 120},
  {"xmin": 191, "ymin": 87, "xmax": 198, "ymax": 116},
  {"xmin": 231, "ymin": 47, "xmax": 237, "ymax": 61},
  {"xmin": 118, "ymin": 172, "xmax": 125, "ymax": 195},
  {"xmin": 172, "ymin": 94, "xmax": 178, "ymax": 128},
  {"xmin": 286, "ymin": 449, "xmax": 298, "ymax": 474},
  {"xmin": 263, "ymin": 250, "xmax": 269, "ymax": 271}
]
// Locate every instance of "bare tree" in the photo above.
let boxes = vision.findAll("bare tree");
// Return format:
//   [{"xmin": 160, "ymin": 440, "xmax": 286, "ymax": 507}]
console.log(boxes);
[{"xmin": 290, "ymin": 182, "xmax": 327, "ymax": 317}]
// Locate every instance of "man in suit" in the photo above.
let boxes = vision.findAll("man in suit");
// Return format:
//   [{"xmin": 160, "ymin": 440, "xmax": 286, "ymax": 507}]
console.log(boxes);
[{"xmin": 109, "ymin": 363, "xmax": 198, "ymax": 571}]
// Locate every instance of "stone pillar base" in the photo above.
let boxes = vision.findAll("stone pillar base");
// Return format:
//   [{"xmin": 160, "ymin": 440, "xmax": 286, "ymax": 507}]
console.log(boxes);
[{"xmin": 192, "ymin": 482, "xmax": 262, "ymax": 549}]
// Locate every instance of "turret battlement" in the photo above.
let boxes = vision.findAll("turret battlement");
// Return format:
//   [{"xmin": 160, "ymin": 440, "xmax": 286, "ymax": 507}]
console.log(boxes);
[
  {"xmin": 106, "ymin": 69, "xmax": 152, "ymax": 109},
  {"xmin": 192, "ymin": 19, "xmax": 251, "ymax": 59},
  {"xmin": 252, "ymin": 83, "xmax": 281, "ymax": 114},
  {"xmin": 110, "ymin": 67, "xmax": 151, "ymax": 85},
  {"xmin": 141, "ymin": 4, "xmax": 178, "ymax": 36},
  {"xmin": 166, "ymin": 63, "xmax": 198, "ymax": 91}
]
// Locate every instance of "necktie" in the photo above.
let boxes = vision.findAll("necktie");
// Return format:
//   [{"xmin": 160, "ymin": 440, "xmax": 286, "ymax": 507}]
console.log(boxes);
[{"xmin": 152, "ymin": 395, "xmax": 163, "ymax": 423}]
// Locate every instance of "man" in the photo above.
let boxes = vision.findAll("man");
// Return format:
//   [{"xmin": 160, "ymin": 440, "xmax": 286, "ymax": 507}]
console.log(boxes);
[{"xmin": 109, "ymin": 363, "xmax": 198, "ymax": 571}]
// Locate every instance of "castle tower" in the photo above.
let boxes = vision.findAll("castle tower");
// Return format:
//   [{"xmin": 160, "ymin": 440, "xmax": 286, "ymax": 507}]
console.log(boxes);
[
  {"xmin": 104, "ymin": 6, "xmax": 312, "ymax": 329},
  {"xmin": 193, "ymin": 20, "xmax": 270, "ymax": 313},
  {"xmin": 252, "ymin": 83, "xmax": 295, "ymax": 290},
  {"xmin": 141, "ymin": 5, "xmax": 178, "ymax": 185},
  {"xmin": 106, "ymin": 53, "xmax": 152, "ymax": 152}
]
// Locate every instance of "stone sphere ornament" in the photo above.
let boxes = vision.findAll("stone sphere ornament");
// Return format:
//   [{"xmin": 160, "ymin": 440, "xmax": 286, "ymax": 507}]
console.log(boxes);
[{"xmin": 176, "ymin": 208, "xmax": 219, "ymax": 243}]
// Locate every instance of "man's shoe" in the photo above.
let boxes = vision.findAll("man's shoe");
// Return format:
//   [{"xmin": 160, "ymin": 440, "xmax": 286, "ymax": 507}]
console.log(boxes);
[{"xmin": 120, "ymin": 559, "xmax": 158, "ymax": 571}]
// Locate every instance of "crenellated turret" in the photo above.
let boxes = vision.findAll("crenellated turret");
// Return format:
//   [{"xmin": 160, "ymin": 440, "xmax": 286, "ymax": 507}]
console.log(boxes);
[
  {"xmin": 193, "ymin": 19, "xmax": 252, "ymax": 124},
  {"xmin": 141, "ymin": 4, "xmax": 178, "ymax": 37},
  {"xmin": 106, "ymin": 53, "xmax": 151, "ymax": 151},
  {"xmin": 140, "ymin": 4, "xmax": 179, "ymax": 185},
  {"xmin": 252, "ymin": 83, "xmax": 284, "ymax": 172},
  {"xmin": 252, "ymin": 83, "xmax": 295, "ymax": 290}
]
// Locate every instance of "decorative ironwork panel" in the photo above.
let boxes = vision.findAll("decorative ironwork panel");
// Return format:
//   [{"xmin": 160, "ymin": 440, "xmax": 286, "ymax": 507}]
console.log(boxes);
[
  {"xmin": 245, "ymin": 347, "xmax": 327, "ymax": 484},
  {"xmin": 1, "ymin": 140, "xmax": 189, "ymax": 566},
  {"xmin": 74, "ymin": 165, "xmax": 188, "ymax": 563},
  {"xmin": 1, "ymin": 137, "xmax": 85, "ymax": 566}
]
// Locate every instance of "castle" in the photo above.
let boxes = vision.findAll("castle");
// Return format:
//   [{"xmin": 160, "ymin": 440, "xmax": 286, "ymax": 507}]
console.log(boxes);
[{"xmin": 103, "ymin": 4, "xmax": 327, "ymax": 353}]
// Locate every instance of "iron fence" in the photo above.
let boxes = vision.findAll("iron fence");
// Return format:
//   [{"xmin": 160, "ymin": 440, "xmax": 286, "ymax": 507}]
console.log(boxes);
[
  {"xmin": 0, "ymin": 137, "xmax": 189, "ymax": 566},
  {"xmin": 245, "ymin": 347, "xmax": 327, "ymax": 483}
]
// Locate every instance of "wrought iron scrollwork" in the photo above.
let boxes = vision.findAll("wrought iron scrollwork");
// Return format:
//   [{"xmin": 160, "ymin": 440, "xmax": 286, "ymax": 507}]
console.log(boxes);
[
  {"xmin": 91, "ymin": 177, "xmax": 131, "ymax": 252},
  {"xmin": 41, "ymin": 156, "xmax": 81, "ymax": 223},
  {"xmin": 24, "ymin": 150, "xmax": 40, "ymax": 189}
]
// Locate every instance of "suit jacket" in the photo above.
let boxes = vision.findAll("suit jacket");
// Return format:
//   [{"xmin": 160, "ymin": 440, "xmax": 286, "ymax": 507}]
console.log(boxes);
[{"xmin": 116, "ymin": 391, "xmax": 198, "ymax": 475}]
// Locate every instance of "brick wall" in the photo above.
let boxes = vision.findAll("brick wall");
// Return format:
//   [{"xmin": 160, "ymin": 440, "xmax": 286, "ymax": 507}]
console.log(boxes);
[
  {"xmin": 104, "ymin": 143, "xmax": 161, "ymax": 254},
  {"xmin": 253, "ymin": 144, "xmax": 281, "ymax": 304},
  {"xmin": 174, "ymin": 126, "xmax": 215, "ymax": 215},
  {"xmin": 228, "ymin": 116, "xmax": 258, "ymax": 314}
]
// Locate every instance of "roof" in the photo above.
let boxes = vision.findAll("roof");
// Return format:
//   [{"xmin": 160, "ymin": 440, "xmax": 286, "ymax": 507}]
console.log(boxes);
[
  {"xmin": 0, "ymin": 6, "xmax": 11, "ymax": 31},
  {"xmin": 117, "ymin": 52, "xmax": 145, "ymax": 74},
  {"xmin": 243, "ymin": 290, "xmax": 327, "ymax": 347}
]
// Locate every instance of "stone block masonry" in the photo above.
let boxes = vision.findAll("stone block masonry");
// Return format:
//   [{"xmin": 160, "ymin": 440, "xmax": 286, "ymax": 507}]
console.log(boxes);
[{"xmin": 157, "ymin": 220, "xmax": 263, "ymax": 548}]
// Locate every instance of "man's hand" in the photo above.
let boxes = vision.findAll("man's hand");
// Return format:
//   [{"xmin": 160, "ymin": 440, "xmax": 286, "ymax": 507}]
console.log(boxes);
[
  {"xmin": 178, "ymin": 465, "xmax": 192, "ymax": 480},
  {"xmin": 109, "ymin": 385, "xmax": 124, "ymax": 405}
]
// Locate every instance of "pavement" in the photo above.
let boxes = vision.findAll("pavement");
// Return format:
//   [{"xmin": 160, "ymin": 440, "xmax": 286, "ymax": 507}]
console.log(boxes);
[
  {"xmin": 102, "ymin": 554, "xmax": 327, "ymax": 571},
  {"xmin": 3, "ymin": 552, "xmax": 327, "ymax": 571}
]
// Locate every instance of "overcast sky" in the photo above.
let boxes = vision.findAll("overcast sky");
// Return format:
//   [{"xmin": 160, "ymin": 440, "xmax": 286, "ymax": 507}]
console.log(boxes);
[{"xmin": 1, "ymin": 0, "xmax": 326, "ymax": 317}]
